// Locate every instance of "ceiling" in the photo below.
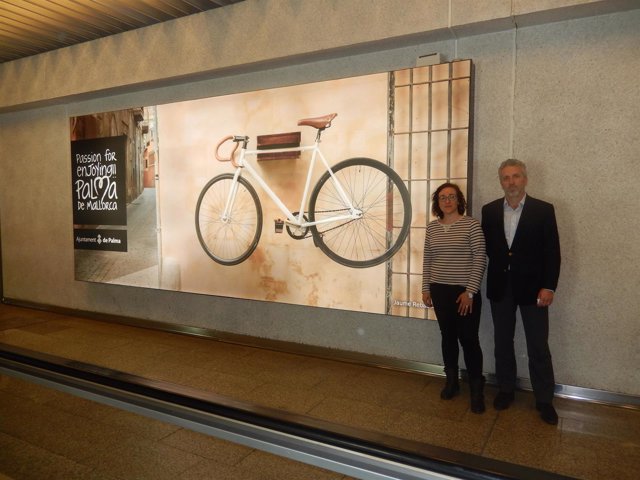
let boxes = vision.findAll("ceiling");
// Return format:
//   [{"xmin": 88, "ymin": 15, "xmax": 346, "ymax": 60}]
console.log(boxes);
[{"xmin": 0, "ymin": 0, "xmax": 244, "ymax": 64}]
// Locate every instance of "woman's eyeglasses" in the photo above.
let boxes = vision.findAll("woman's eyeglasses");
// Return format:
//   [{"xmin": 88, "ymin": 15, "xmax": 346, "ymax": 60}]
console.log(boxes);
[{"xmin": 438, "ymin": 194, "xmax": 457, "ymax": 202}]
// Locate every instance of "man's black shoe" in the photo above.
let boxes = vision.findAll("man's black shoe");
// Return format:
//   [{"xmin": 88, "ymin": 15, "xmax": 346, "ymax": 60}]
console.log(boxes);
[
  {"xmin": 493, "ymin": 391, "xmax": 515, "ymax": 410},
  {"xmin": 536, "ymin": 402, "xmax": 558, "ymax": 425}
]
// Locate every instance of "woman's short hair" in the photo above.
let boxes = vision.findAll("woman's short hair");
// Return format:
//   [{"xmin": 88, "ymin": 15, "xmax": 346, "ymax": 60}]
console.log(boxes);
[{"xmin": 431, "ymin": 182, "xmax": 467, "ymax": 219}]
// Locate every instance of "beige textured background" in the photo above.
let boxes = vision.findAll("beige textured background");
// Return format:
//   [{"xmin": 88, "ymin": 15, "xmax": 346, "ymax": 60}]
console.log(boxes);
[
  {"xmin": 156, "ymin": 75, "xmax": 390, "ymax": 311},
  {"xmin": 1, "ymin": 1, "xmax": 639, "ymax": 395}
]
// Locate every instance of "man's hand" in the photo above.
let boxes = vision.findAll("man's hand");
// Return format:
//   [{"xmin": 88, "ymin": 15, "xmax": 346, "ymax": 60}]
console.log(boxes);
[{"xmin": 536, "ymin": 289, "xmax": 554, "ymax": 307}]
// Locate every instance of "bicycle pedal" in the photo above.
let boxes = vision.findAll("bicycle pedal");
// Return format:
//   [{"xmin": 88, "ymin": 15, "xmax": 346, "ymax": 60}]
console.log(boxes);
[{"xmin": 274, "ymin": 219, "xmax": 284, "ymax": 233}]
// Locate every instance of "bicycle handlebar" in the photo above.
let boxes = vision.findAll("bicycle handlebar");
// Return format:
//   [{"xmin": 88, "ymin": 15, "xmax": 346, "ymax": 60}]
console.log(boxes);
[{"xmin": 215, "ymin": 135, "xmax": 240, "ymax": 167}]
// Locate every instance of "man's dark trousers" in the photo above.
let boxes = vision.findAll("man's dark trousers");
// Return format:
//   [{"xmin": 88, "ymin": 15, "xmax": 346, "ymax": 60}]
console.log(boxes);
[{"xmin": 491, "ymin": 272, "xmax": 555, "ymax": 403}]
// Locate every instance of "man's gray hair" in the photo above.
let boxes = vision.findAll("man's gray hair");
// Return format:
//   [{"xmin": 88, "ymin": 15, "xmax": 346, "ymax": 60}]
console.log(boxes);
[{"xmin": 499, "ymin": 158, "xmax": 527, "ymax": 177}]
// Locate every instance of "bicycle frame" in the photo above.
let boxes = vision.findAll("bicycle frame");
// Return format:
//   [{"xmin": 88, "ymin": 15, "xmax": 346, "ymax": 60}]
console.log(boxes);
[{"xmin": 222, "ymin": 137, "xmax": 361, "ymax": 229}]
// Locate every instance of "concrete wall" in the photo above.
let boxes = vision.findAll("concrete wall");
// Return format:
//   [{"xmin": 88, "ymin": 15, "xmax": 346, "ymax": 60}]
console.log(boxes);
[{"xmin": 1, "ymin": 1, "xmax": 638, "ymax": 395}]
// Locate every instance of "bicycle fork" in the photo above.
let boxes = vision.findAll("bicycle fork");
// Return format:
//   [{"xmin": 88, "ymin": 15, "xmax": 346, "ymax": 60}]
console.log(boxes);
[{"xmin": 220, "ymin": 168, "xmax": 245, "ymax": 223}]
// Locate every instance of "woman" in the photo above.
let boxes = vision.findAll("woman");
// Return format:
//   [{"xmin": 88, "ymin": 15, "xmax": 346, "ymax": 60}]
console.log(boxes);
[{"xmin": 422, "ymin": 183, "xmax": 487, "ymax": 413}]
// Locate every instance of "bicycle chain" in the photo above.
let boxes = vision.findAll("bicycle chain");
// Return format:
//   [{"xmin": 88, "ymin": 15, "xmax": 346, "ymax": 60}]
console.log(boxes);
[{"xmin": 297, "ymin": 208, "xmax": 357, "ymax": 239}]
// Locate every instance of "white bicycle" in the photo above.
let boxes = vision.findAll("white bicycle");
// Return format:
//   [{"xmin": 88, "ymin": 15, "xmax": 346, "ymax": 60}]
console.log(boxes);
[{"xmin": 195, "ymin": 113, "xmax": 411, "ymax": 268}]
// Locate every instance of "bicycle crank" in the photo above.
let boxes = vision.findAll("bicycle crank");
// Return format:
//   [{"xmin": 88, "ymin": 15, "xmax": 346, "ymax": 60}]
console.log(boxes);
[{"xmin": 285, "ymin": 212, "xmax": 309, "ymax": 240}]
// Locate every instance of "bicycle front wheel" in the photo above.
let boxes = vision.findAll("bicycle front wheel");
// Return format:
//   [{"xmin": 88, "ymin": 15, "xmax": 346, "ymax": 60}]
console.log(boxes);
[
  {"xmin": 195, "ymin": 173, "xmax": 262, "ymax": 265},
  {"xmin": 309, "ymin": 158, "xmax": 411, "ymax": 268}
]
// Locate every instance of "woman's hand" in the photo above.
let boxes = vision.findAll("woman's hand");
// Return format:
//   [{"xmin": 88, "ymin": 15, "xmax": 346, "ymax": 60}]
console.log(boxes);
[
  {"xmin": 422, "ymin": 292, "xmax": 433, "ymax": 308},
  {"xmin": 456, "ymin": 293, "xmax": 473, "ymax": 315}
]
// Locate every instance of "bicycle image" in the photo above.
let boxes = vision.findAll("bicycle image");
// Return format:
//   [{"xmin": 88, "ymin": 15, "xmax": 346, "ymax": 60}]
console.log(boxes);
[{"xmin": 195, "ymin": 113, "xmax": 411, "ymax": 268}]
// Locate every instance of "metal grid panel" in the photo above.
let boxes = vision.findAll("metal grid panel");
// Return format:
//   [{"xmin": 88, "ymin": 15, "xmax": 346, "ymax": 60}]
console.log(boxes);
[{"xmin": 387, "ymin": 60, "xmax": 473, "ymax": 319}]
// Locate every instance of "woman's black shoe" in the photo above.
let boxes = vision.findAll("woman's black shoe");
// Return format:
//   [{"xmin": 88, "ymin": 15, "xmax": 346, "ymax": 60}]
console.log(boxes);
[
  {"xmin": 469, "ymin": 376, "xmax": 486, "ymax": 414},
  {"xmin": 493, "ymin": 391, "xmax": 515, "ymax": 410},
  {"xmin": 440, "ymin": 368, "xmax": 460, "ymax": 399}
]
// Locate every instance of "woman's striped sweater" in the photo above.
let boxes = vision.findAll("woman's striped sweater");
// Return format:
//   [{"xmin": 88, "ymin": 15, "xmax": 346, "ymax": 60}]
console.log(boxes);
[{"xmin": 422, "ymin": 216, "xmax": 486, "ymax": 294}]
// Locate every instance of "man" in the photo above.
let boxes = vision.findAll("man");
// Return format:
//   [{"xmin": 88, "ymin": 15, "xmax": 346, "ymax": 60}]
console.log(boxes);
[{"xmin": 481, "ymin": 159, "xmax": 561, "ymax": 425}]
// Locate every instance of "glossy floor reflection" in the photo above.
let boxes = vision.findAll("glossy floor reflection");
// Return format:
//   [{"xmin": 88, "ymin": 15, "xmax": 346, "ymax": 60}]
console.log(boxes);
[{"xmin": 1, "ymin": 304, "xmax": 639, "ymax": 479}]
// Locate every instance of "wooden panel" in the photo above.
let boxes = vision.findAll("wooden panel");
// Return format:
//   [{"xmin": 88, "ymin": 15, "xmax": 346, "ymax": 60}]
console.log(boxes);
[{"xmin": 257, "ymin": 131, "xmax": 301, "ymax": 161}]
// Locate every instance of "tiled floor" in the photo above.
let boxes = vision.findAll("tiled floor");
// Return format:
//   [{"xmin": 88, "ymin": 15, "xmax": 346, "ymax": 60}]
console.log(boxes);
[
  {"xmin": 0, "ymin": 375, "xmax": 353, "ymax": 480},
  {"xmin": 1, "ymin": 304, "xmax": 639, "ymax": 479}
]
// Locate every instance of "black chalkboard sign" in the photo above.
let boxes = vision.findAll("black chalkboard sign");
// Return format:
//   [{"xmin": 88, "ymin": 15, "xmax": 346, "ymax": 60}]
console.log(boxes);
[{"xmin": 71, "ymin": 136, "xmax": 127, "ymax": 226}]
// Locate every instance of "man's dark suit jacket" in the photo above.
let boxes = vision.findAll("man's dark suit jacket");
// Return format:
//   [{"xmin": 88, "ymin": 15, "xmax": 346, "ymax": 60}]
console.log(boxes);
[{"xmin": 481, "ymin": 195, "xmax": 561, "ymax": 305}]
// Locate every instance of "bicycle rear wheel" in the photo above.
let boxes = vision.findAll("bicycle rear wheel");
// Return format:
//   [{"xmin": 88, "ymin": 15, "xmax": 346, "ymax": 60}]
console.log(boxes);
[
  {"xmin": 309, "ymin": 158, "xmax": 411, "ymax": 268},
  {"xmin": 195, "ymin": 173, "xmax": 262, "ymax": 265}
]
